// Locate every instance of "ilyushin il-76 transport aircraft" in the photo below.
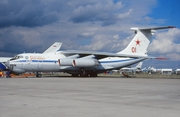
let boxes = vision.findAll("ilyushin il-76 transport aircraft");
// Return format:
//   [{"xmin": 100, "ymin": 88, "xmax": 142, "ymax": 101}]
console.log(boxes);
[{"xmin": 5, "ymin": 26, "xmax": 175, "ymax": 77}]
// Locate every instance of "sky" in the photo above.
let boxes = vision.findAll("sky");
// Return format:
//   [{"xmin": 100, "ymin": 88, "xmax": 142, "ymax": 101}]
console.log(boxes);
[{"xmin": 0, "ymin": 0, "xmax": 180, "ymax": 69}]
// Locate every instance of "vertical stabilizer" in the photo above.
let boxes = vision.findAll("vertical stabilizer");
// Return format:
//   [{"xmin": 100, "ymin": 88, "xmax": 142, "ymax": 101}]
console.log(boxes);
[
  {"xmin": 136, "ymin": 62, "xmax": 143, "ymax": 69},
  {"xmin": 118, "ymin": 26, "xmax": 175, "ymax": 56},
  {"xmin": 43, "ymin": 42, "xmax": 62, "ymax": 53}
]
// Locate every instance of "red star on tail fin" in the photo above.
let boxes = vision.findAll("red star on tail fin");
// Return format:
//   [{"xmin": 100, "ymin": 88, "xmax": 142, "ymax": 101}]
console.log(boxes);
[{"xmin": 135, "ymin": 39, "xmax": 141, "ymax": 45}]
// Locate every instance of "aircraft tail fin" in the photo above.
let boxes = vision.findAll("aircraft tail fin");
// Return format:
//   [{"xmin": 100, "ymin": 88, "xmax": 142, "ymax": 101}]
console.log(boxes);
[
  {"xmin": 43, "ymin": 42, "xmax": 62, "ymax": 53},
  {"xmin": 136, "ymin": 62, "xmax": 143, "ymax": 69},
  {"xmin": 118, "ymin": 26, "xmax": 175, "ymax": 56}
]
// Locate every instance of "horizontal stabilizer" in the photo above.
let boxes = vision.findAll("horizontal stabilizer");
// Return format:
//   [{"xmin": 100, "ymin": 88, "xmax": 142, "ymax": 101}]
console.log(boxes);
[
  {"xmin": 155, "ymin": 57, "xmax": 167, "ymax": 60},
  {"xmin": 131, "ymin": 26, "xmax": 176, "ymax": 31},
  {"xmin": 147, "ymin": 56, "xmax": 167, "ymax": 60}
]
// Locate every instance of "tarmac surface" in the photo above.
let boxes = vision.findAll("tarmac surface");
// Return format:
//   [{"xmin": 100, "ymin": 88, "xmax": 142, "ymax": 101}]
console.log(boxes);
[{"xmin": 0, "ymin": 77, "xmax": 180, "ymax": 117}]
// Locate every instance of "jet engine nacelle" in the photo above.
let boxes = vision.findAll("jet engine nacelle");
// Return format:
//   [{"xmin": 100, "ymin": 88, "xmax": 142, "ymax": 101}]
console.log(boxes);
[
  {"xmin": 58, "ymin": 59, "xmax": 73, "ymax": 66},
  {"xmin": 72, "ymin": 59, "xmax": 99, "ymax": 67},
  {"xmin": 58, "ymin": 54, "xmax": 80, "ymax": 66}
]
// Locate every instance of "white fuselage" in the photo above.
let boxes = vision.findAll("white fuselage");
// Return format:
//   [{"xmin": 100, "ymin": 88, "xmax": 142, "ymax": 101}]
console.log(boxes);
[{"xmin": 7, "ymin": 51, "xmax": 146, "ymax": 74}]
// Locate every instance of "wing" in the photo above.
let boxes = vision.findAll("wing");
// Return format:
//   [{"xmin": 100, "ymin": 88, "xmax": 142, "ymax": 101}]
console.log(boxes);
[{"xmin": 60, "ymin": 50, "xmax": 149, "ymax": 59}]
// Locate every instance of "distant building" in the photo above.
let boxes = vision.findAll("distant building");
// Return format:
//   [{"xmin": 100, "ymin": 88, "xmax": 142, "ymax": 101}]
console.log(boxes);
[
  {"xmin": 161, "ymin": 69, "xmax": 173, "ymax": 75},
  {"xmin": 175, "ymin": 69, "xmax": 180, "ymax": 75}
]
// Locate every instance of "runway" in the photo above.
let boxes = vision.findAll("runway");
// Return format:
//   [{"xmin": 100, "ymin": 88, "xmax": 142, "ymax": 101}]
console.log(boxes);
[{"xmin": 0, "ymin": 77, "xmax": 180, "ymax": 117}]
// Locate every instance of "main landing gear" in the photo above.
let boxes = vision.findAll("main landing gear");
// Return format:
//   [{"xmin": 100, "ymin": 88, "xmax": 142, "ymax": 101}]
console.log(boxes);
[
  {"xmin": 71, "ymin": 69, "xmax": 97, "ymax": 77},
  {"xmin": 80, "ymin": 69, "xmax": 98, "ymax": 77},
  {"xmin": 36, "ymin": 72, "xmax": 42, "ymax": 78}
]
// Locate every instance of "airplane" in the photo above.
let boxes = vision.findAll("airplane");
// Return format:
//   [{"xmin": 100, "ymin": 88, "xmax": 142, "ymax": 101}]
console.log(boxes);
[
  {"xmin": 0, "ymin": 42, "xmax": 62, "ymax": 71},
  {"xmin": 147, "ymin": 66, "xmax": 157, "ymax": 74},
  {"xmin": 4, "ymin": 26, "xmax": 175, "ymax": 77},
  {"xmin": 120, "ymin": 62, "xmax": 143, "ymax": 74}
]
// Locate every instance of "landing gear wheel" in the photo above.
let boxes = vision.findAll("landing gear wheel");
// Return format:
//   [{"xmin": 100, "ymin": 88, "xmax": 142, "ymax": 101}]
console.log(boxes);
[
  {"xmin": 36, "ymin": 72, "xmax": 42, "ymax": 78},
  {"xmin": 80, "ymin": 69, "xmax": 87, "ymax": 77},
  {"xmin": 90, "ymin": 73, "xmax": 97, "ymax": 77},
  {"xmin": 80, "ymin": 72, "xmax": 88, "ymax": 77},
  {"xmin": 72, "ymin": 74, "xmax": 79, "ymax": 77}
]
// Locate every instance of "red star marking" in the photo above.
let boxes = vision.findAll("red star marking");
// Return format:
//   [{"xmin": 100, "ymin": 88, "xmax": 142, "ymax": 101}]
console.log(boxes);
[{"xmin": 135, "ymin": 39, "xmax": 141, "ymax": 46}]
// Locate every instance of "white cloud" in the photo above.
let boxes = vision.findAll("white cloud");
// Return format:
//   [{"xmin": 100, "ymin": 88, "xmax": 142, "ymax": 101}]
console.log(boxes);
[
  {"xmin": 77, "ymin": 32, "xmax": 95, "ymax": 38},
  {"xmin": 113, "ymin": 34, "xmax": 119, "ymax": 39},
  {"xmin": 118, "ymin": 9, "xmax": 133, "ymax": 19},
  {"xmin": 77, "ymin": 33, "xmax": 134, "ymax": 53},
  {"xmin": 166, "ymin": 53, "xmax": 180, "ymax": 61},
  {"xmin": 69, "ymin": 1, "xmax": 124, "ymax": 25},
  {"xmin": 149, "ymin": 28, "xmax": 180, "ymax": 53}
]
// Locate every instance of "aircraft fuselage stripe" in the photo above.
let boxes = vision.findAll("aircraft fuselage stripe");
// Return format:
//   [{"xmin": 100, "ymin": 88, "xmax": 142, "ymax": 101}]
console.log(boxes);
[{"xmin": 12, "ymin": 58, "xmax": 138, "ymax": 64}]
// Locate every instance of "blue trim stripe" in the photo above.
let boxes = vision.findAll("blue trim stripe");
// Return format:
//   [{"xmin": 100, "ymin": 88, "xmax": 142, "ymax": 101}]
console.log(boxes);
[
  {"xmin": 14, "ymin": 58, "xmax": 138, "ymax": 64},
  {"xmin": 14, "ymin": 60, "xmax": 58, "ymax": 63}
]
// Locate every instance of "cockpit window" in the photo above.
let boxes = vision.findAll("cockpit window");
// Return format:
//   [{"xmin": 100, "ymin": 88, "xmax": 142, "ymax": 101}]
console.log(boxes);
[{"xmin": 10, "ymin": 55, "xmax": 23, "ymax": 61}]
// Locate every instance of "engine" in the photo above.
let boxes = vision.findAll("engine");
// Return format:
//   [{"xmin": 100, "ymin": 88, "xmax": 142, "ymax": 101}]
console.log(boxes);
[
  {"xmin": 58, "ymin": 59, "xmax": 73, "ymax": 66},
  {"xmin": 58, "ymin": 54, "xmax": 80, "ymax": 66},
  {"xmin": 72, "ymin": 59, "xmax": 99, "ymax": 67}
]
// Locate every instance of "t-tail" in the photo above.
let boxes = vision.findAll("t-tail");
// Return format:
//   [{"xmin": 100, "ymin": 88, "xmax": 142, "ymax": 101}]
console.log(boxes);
[{"xmin": 118, "ymin": 26, "xmax": 176, "ymax": 56}]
